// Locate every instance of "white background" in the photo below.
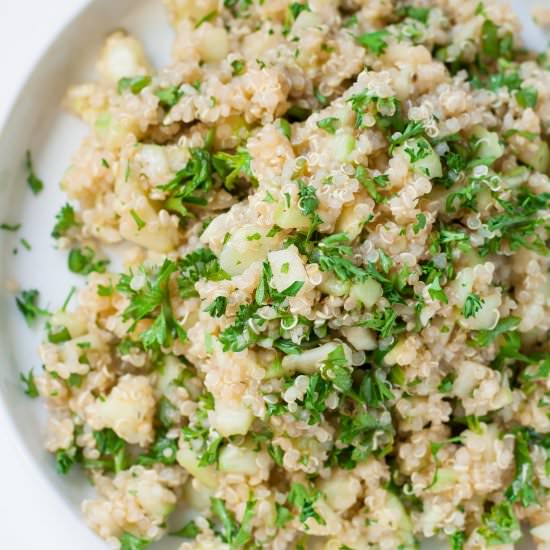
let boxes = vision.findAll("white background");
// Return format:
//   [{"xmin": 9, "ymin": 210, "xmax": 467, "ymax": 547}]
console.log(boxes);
[{"xmin": 0, "ymin": 2, "xmax": 88, "ymax": 546}]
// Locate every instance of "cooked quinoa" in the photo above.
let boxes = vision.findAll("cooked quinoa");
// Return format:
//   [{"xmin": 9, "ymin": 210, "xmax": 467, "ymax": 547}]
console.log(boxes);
[{"xmin": 19, "ymin": 0, "xmax": 550, "ymax": 548}]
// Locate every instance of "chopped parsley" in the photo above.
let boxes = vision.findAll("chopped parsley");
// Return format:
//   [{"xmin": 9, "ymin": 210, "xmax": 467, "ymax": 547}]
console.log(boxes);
[
  {"xmin": 478, "ymin": 501, "xmax": 521, "ymax": 545},
  {"xmin": 20, "ymin": 369, "xmax": 39, "ymax": 398},
  {"xmin": 212, "ymin": 148, "xmax": 255, "ymax": 190},
  {"xmin": 154, "ymin": 85, "xmax": 183, "ymax": 109},
  {"xmin": 210, "ymin": 497, "xmax": 256, "ymax": 548},
  {"xmin": 117, "ymin": 75, "xmax": 151, "ymax": 95},
  {"xmin": 316, "ymin": 117, "xmax": 340, "ymax": 134},
  {"xmin": 204, "ymin": 296, "xmax": 228, "ymax": 317},
  {"xmin": 469, "ymin": 316, "xmax": 520, "ymax": 348},
  {"xmin": 516, "ymin": 86, "xmax": 538, "ymax": 109},
  {"xmin": 356, "ymin": 30, "xmax": 390, "ymax": 55},
  {"xmin": 68, "ymin": 247, "xmax": 109, "ymax": 275},
  {"xmin": 119, "ymin": 532, "xmax": 151, "ymax": 550},
  {"xmin": 16, "ymin": 289, "xmax": 50, "ymax": 325},
  {"xmin": 25, "ymin": 150, "xmax": 44, "ymax": 195},
  {"xmin": 0, "ymin": 222, "xmax": 21, "ymax": 231},
  {"xmin": 172, "ymin": 521, "xmax": 201, "ymax": 539},
  {"xmin": 52, "ymin": 203, "xmax": 77, "ymax": 238},
  {"xmin": 117, "ymin": 259, "xmax": 187, "ymax": 352},
  {"xmin": 129, "ymin": 209, "xmax": 146, "ymax": 230},
  {"xmin": 462, "ymin": 293, "xmax": 484, "ymax": 318},
  {"xmin": 287, "ymin": 482, "xmax": 326, "ymax": 526},
  {"xmin": 231, "ymin": 59, "xmax": 245, "ymax": 76}
]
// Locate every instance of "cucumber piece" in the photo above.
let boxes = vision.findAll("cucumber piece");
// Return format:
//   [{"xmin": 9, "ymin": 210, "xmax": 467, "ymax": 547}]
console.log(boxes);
[
  {"xmin": 518, "ymin": 139, "xmax": 550, "ymax": 173},
  {"xmin": 471, "ymin": 126, "xmax": 505, "ymax": 161}
]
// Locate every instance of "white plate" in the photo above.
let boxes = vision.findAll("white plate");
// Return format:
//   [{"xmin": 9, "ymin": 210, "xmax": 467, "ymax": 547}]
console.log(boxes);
[{"xmin": 0, "ymin": 1, "xmax": 546, "ymax": 548}]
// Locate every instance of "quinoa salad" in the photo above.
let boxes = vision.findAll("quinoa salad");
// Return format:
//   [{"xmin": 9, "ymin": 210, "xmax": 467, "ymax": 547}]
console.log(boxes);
[{"xmin": 10, "ymin": 0, "xmax": 550, "ymax": 548}]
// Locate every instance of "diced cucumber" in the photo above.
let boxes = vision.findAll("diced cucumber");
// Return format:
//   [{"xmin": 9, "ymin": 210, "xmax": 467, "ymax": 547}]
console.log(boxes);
[
  {"xmin": 268, "ymin": 246, "xmax": 307, "ymax": 293},
  {"xmin": 219, "ymin": 224, "xmax": 282, "ymax": 276},
  {"xmin": 282, "ymin": 342, "xmax": 351, "ymax": 374},
  {"xmin": 398, "ymin": 138, "xmax": 443, "ymax": 178},
  {"xmin": 518, "ymin": 139, "xmax": 550, "ymax": 173},
  {"xmin": 218, "ymin": 445, "xmax": 259, "ymax": 475},
  {"xmin": 502, "ymin": 166, "xmax": 530, "ymax": 188},
  {"xmin": 274, "ymin": 201, "xmax": 311, "ymax": 230},
  {"xmin": 341, "ymin": 325, "xmax": 377, "ymax": 351},
  {"xmin": 318, "ymin": 272, "xmax": 351, "ymax": 297},
  {"xmin": 471, "ymin": 126, "xmax": 505, "ymax": 161},
  {"xmin": 350, "ymin": 279, "xmax": 383, "ymax": 308},
  {"xmin": 176, "ymin": 444, "xmax": 218, "ymax": 489},
  {"xmin": 211, "ymin": 401, "xmax": 253, "ymax": 437},
  {"xmin": 429, "ymin": 468, "xmax": 458, "ymax": 493},
  {"xmin": 332, "ymin": 133, "xmax": 356, "ymax": 162}
]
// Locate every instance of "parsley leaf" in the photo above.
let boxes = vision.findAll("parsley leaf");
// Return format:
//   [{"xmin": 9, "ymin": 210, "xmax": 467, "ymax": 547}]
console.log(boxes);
[
  {"xmin": 172, "ymin": 520, "xmax": 200, "ymax": 539},
  {"xmin": 448, "ymin": 531, "xmax": 466, "ymax": 550},
  {"xmin": 16, "ymin": 289, "xmax": 50, "ymax": 325},
  {"xmin": 177, "ymin": 248, "xmax": 228, "ymax": 299},
  {"xmin": 204, "ymin": 296, "xmax": 228, "ymax": 317},
  {"xmin": 211, "ymin": 497, "xmax": 256, "ymax": 548},
  {"xmin": 117, "ymin": 259, "xmax": 187, "ymax": 352},
  {"xmin": 479, "ymin": 501, "xmax": 521, "ymax": 545},
  {"xmin": 505, "ymin": 429, "xmax": 537, "ymax": 507},
  {"xmin": 321, "ymin": 344, "xmax": 352, "ymax": 392},
  {"xmin": 516, "ymin": 86, "xmax": 538, "ymax": 109},
  {"xmin": 356, "ymin": 30, "xmax": 390, "ymax": 55},
  {"xmin": 26, "ymin": 150, "xmax": 44, "ymax": 195},
  {"xmin": 20, "ymin": 369, "xmax": 39, "ymax": 398},
  {"xmin": 52, "ymin": 203, "xmax": 77, "ymax": 238},
  {"xmin": 297, "ymin": 180, "xmax": 322, "ymax": 232},
  {"xmin": 413, "ymin": 213, "xmax": 427, "ymax": 234},
  {"xmin": 469, "ymin": 316, "xmax": 520, "ymax": 347},
  {"xmin": 212, "ymin": 149, "xmax": 255, "ymax": 190},
  {"xmin": 0, "ymin": 222, "xmax": 21, "ymax": 231},
  {"xmin": 427, "ymin": 275, "xmax": 448, "ymax": 304},
  {"xmin": 119, "ymin": 532, "xmax": 151, "ymax": 550},
  {"xmin": 55, "ymin": 446, "xmax": 80, "ymax": 475},
  {"xmin": 155, "ymin": 85, "xmax": 183, "ymax": 109},
  {"xmin": 288, "ymin": 483, "xmax": 326, "ymax": 526},
  {"xmin": 317, "ymin": 117, "xmax": 340, "ymax": 134},
  {"xmin": 359, "ymin": 370, "xmax": 394, "ymax": 407},
  {"xmin": 117, "ymin": 75, "xmax": 151, "ymax": 95},
  {"xmin": 463, "ymin": 293, "xmax": 484, "ymax": 318},
  {"xmin": 68, "ymin": 247, "xmax": 109, "ymax": 275}
]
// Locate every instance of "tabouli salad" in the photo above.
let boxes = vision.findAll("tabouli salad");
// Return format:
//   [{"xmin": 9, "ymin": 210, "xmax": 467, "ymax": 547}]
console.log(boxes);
[{"xmin": 7, "ymin": 0, "xmax": 550, "ymax": 549}]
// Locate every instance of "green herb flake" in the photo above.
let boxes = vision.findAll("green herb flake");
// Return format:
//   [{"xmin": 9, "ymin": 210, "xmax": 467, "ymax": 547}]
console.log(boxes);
[
  {"xmin": 20, "ymin": 369, "xmax": 39, "ymax": 398},
  {"xmin": 470, "ymin": 316, "xmax": 520, "ymax": 347},
  {"xmin": 195, "ymin": 10, "xmax": 217, "ymax": 28},
  {"xmin": 204, "ymin": 296, "xmax": 228, "ymax": 318},
  {"xmin": 172, "ymin": 520, "xmax": 200, "ymax": 539},
  {"xmin": 356, "ymin": 30, "xmax": 390, "ymax": 55},
  {"xmin": 287, "ymin": 482, "xmax": 326, "ymax": 526},
  {"xmin": 52, "ymin": 203, "xmax": 77, "ymax": 238},
  {"xmin": 462, "ymin": 293, "xmax": 484, "ymax": 319},
  {"xmin": 231, "ymin": 59, "xmax": 245, "ymax": 76},
  {"xmin": 16, "ymin": 289, "xmax": 50, "ymax": 325},
  {"xmin": 479, "ymin": 501, "xmax": 521, "ymax": 545},
  {"xmin": 129, "ymin": 209, "xmax": 146, "ymax": 231},
  {"xmin": 0, "ymin": 222, "xmax": 21, "ymax": 231},
  {"xmin": 117, "ymin": 75, "xmax": 152, "ymax": 95},
  {"xmin": 68, "ymin": 247, "xmax": 109, "ymax": 276},
  {"xmin": 154, "ymin": 86, "xmax": 184, "ymax": 109},
  {"xmin": 316, "ymin": 117, "xmax": 340, "ymax": 134},
  {"xmin": 516, "ymin": 86, "xmax": 538, "ymax": 109},
  {"xmin": 119, "ymin": 532, "xmax": 151, "ymax": 550},
  {"xmin": 25, "ymin": 150, "xmax": 44, "ymax": 195},
  {"xmin": 413, "ymin": 212, "xmax": 427, "ymax": 234}
]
